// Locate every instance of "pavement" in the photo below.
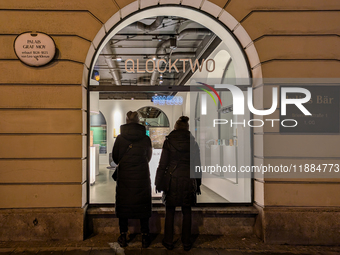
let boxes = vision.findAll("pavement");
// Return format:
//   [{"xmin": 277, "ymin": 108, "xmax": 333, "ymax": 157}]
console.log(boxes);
[{"xmin": 1, "ymin": 234, "xmax": 340, "ymax": 255}]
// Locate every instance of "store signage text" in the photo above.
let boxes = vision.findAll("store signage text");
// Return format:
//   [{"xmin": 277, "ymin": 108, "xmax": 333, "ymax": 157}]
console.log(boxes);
[
  {"xmin": 14, "ymin": 32, "xmax": 56, "ymax": 66},
  {"xmin": 125, "ymin": 58, "xmax": 215, "ymax": 73}
]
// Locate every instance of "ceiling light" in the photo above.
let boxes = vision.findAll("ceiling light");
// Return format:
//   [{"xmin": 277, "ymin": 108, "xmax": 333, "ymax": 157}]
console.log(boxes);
[
  {"xmin": 116, "ymin": 57, "xmax": 122, "ymax": 62},
  {"xmin": 159, "ymin": 80, "xmax": 163, "ymax": 85},
  {"xmin": 152, "ymin": 36, "xmax": 163, "ymax": 42},
  {"xmin": 152, "ymin": 56, "xmax": 157, "ymax": 61}
]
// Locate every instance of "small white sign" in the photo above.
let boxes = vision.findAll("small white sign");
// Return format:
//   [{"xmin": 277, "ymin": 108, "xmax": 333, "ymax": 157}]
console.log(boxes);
[
  {"xmin": 152, "ymin": 95, "xmax": 183, "ymax": 106},
  {"xmin": 14, "ymin": 32, "xmax": 56, "ymax": 66}
]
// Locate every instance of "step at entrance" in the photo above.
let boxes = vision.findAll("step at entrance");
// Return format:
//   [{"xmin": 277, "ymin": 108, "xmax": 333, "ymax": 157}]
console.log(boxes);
[{"xmin": 87, "ymin": 206, "xmax": 258, "ymax": 237}]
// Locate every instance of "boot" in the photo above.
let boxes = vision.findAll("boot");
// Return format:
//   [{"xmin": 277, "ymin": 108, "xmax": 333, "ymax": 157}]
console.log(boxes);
[
  {"xmin": 182, "ymin": 237, "xmax": 192, "ymax": 251},
  {"xmin": 142, "ymin": 233, "xmax": 151, "ymax": 248},
  {"xmin": 162, "ymin": 239, "xmax": 174, "ymax": 250},
  {"xmin": 117, "ymin": 233, "xmax": 127, "ymax": 247},
  {"xmin": 183, "ymin": 242, "xmax": 192, "ymax": 251}
]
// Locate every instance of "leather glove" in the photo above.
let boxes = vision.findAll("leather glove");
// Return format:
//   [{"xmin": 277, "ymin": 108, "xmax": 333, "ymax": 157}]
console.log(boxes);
[{"xmin": 196, "ymin": 186, "xmax": 201, "ymax": 195}]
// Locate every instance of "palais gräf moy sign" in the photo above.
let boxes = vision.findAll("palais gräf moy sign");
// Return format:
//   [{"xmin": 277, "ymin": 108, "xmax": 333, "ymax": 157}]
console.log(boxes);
[{"xmin": 14, "ymin": 32, "xmax": 56, "ymax": 67}]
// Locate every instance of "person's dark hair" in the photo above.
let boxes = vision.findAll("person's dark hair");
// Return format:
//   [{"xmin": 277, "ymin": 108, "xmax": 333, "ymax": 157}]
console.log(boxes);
[
  {"xmin": 174, "ymin": 116, "xmax": 189, "ymax": 130},
  {"xmin": 126, "ymin": 111, "xmax": 140, "ymax": 124}
]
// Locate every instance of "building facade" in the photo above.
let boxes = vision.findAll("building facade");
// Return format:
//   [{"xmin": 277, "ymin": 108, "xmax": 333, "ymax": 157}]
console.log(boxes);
[{"xmin": 0, "ymin": 0, "xmax": 340, "ymax": 244}]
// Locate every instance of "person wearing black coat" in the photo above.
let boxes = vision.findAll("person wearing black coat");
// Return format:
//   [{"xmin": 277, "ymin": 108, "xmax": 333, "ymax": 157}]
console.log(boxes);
[
  {"xmin": 112, "ymin": 111, "xmax": 152, "ymax": 248},
  {"xmin": 155, "ymin": 116, "xmax": 202, "ymax": 251}
]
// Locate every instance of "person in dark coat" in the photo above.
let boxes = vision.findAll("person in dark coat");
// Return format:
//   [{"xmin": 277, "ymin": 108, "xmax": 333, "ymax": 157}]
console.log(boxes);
[
  {"xmin": 155, "ymin": 116, "xmax": 201, "ymax": 251},
  {"xmin": 112, "ymin": 111, "xmax": 152, "ymax": 248}
]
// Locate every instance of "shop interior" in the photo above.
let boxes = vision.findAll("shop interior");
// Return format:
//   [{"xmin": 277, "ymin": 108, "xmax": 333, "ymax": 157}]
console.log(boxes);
[{"xmin": 89, "ymin": 15, "xmax": 251, "ymax": 204}]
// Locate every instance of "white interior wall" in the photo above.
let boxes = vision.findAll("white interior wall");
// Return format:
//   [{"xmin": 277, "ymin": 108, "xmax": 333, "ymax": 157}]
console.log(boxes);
[
  {"xmin": 196, "ymin": 91, "xmax": 251, "ymax": 202},
  {"xmin": 184, "ymin": 42, "xmax": 251, "ymax": 202}
]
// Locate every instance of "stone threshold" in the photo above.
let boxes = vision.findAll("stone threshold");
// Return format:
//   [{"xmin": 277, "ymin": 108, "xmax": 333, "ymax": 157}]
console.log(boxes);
[{"xmin": 87, "ymin": 205, "xmax": 259, "ymax": 216}]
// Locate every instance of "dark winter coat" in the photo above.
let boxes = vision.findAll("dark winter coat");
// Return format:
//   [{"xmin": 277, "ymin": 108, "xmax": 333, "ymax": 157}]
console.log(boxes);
[
  {"xmin": 112, "ymin": 123, "xmax": 152, "ymax": 219},
  {"xmin": 155, "ymin": 129, "xmax": 201, "ymax": 207}
]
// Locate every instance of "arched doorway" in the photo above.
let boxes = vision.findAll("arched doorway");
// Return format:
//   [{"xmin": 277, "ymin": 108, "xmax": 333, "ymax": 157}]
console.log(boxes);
[{"xmin": 87, "ymin": 5, "xmax": 257, "ymax": 204}]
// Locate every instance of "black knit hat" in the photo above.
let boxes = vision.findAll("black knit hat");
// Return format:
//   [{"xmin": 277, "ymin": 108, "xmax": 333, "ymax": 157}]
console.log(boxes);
[
  {"xmin": 174, "ymin": 116, "xmax": 189, "ymax": 130},
  {"xmin": 126, "ymin": 111, "xmax": 139, "ymax": 124}
]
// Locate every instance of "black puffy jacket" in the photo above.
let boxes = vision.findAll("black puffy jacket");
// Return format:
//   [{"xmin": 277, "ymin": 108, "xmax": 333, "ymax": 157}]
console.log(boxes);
[
  {"xmin": 112, "ymin": 123, "xmax": 152, "ymax": 219},
  {"xmin": 155, "ymin": 129, "xmax": 201, "ymax": 206}
]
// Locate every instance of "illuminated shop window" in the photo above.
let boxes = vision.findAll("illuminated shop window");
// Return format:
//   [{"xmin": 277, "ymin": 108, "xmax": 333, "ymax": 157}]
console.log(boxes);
[{"xmin": 89, "ymin": 9, "xmax": 252, "ymax": 204}]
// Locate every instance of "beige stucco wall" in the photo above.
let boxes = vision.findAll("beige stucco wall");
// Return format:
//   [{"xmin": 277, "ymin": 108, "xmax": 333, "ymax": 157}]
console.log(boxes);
[{"xmin": 0, "ymin": 0, "xmax": 339, "ymax": 243}]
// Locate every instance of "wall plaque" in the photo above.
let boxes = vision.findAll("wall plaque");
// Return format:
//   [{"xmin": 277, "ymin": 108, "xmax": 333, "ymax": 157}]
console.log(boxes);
[
  {"xmin": 14, "ymin": 32, "xmax": 56, "ymax": 66},
  {"xmin": 280, "ymin": 86, "xmax": 340, "ymax": 133}
]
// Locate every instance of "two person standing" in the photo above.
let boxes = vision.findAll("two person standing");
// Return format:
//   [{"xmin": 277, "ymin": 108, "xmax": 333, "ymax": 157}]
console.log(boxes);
[{"xmin": 112, "ymin": 112, "xmax": 201, "ymax": 250}]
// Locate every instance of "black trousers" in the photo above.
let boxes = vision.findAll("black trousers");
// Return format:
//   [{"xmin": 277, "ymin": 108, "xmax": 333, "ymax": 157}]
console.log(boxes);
[
  {"xmin": 163, "ymin": 205, "xmax": 192, "ymax": 245},
  {"xmin": 119, "ymin": 218, "xmax": 149, "ymax": 234}
]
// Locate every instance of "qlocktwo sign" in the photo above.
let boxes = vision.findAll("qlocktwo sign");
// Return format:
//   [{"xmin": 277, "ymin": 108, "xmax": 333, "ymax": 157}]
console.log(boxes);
[
  {"xmin": 125, "ymin": 58, "xmax": 215, "ymax": 73},
  {"xmin": 14, "ymin": 32, "xmax": 56, "ymax": 67}
]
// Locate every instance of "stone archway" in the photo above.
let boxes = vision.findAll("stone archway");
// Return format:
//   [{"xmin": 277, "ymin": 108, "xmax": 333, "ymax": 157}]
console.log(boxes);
[
  {"xmin": 83, "ymin": 0, "xmax": 263, "ymax": 198},
  {"xmin": 84, "ymin": 2, "xmax": 262, "ymax": 80},
  {"xmin": 84, "ymin": 0, "xmax": 263, "ymax": 236}
]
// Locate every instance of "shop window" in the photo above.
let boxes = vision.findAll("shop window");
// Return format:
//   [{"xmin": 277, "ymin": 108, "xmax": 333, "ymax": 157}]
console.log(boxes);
[{"xmin": 89, "ymin": 9, "xmax": 252, "ymax": 204}]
